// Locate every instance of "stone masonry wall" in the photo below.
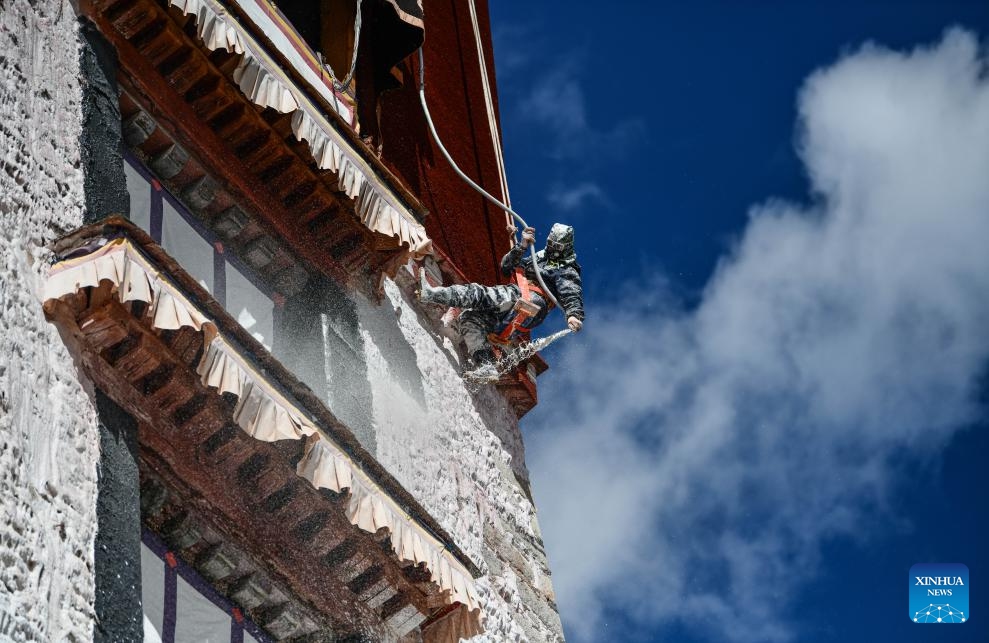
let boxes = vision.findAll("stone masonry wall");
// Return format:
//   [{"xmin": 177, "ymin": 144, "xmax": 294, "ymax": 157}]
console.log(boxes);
[
  {"xmin": 0, "ymin": 1, "xmax": 564, "ymax": 639},
  {"xmin": 356, "ymin": 276, "xmax": 565, "ymax": 641},
  {"xmin": 0, "ymin": 1, "xmax": 100, "ymax": 641}
]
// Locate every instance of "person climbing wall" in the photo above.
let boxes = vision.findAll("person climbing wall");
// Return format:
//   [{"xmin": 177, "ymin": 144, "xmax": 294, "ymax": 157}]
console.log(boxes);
[{"xmin": 419, "ymin": 224, "xmax": 584, "ymax": 368}]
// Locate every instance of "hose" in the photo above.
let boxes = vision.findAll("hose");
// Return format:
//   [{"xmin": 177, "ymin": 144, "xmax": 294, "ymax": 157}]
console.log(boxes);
[
  {"xmin": 416, "ymin": 48, "xmax": 561, "ymax": 310},
  {"xmin": 337, "ymin": 0, "xmax": 362, "ymax": 91}
]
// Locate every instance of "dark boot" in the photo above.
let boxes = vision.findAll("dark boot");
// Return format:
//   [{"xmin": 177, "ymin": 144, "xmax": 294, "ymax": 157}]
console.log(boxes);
[{"xmin": 470, "ymin": 347, "xmax": 497, "ymax": 367}]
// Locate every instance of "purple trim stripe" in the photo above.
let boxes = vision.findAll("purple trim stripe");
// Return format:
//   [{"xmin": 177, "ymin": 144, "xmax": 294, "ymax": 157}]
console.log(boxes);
[
  {"xmin": 122, "ymin": 151, "xmax": 279, "ymax": 300},
  {"xmin": 124, "ymin": 151, "xmax": 157, "ymax": 183},
  {"xmin": 214, "ymin": 246, "xmax": 227, "ymax": 307},
  {"xmin": 150, "ymin": 187, "xmax": 163, "ymax": 244},
  {"xmin": 141, "ymin": 530, "xmax": 272, "ymax": 643},
  {"xmin": 162, "ymin": 555, "xmax": 177, "ymax": 643}
]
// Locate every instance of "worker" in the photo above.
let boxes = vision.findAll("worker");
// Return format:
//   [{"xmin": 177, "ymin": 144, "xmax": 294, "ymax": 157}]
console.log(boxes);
[{"xmin": 419, "ymin": 223, "xmax": 584, "ymax": 368}]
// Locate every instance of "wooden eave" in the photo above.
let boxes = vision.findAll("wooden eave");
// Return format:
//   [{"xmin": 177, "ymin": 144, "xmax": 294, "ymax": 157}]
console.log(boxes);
[
  {"xmin": 215, "ymin": 0, "xmax": 428, "ymax": 221},
  {"xmin": 80, "ymin": 0, "xmax": 425, "ymax": 295},
  {"xmin": 45, "ymin": 218, "xmax": 481, "ymax": 640},
  {"xmin": 80, "ymin": 0, "xmax": 548, "ymax": 417}
]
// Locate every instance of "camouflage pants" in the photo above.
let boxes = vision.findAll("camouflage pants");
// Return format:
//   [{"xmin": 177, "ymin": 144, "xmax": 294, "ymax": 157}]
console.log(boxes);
[{"xmin": 423, "ymin": 283, "xmax": 520, "ymax": 354}]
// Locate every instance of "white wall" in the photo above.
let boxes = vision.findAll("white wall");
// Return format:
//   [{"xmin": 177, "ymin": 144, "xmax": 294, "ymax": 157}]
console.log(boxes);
[
  {"xmin": 357, "ymin": 278, "xmax": 565, "ymax": 641},
  {"xmin": 0, "ymin": 2, "xmax": 563, "ymax": 637},
  {"xmin": 0, "ymin": 1, "xmax": 100, "ymax": 640}
]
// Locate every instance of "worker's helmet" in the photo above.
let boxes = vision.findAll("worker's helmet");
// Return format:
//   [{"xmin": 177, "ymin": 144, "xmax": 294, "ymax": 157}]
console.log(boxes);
[{"xmin": 545, "ymin": 223, "xmax": 575, "ymax": 262}]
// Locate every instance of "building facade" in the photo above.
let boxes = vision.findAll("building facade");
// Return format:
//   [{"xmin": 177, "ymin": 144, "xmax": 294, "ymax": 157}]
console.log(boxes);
[{"xmin": 0, "ymin": 0, "xmax": 564, "ymax": 640}]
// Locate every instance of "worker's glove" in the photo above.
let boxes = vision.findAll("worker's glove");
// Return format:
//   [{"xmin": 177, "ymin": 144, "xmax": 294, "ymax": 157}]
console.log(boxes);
[
  {"xmin": 521, "ymin": 227, "xmax": 536, "ymax": 248},
  {"xmin": 567, "ymin": 316, "xmax": 583, "ymax": 332}
]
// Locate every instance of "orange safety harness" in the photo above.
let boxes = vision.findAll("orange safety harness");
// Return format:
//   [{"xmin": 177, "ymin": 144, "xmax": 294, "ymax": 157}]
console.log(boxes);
[{"xmin": 487, "ymin": 268, "xmax": 555, "ymax": 348}]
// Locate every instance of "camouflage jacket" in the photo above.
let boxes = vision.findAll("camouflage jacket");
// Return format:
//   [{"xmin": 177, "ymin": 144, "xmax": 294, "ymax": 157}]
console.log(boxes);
[{"xmin": 500, "ymin": 244, "xmax": 585, "ymax": 321}]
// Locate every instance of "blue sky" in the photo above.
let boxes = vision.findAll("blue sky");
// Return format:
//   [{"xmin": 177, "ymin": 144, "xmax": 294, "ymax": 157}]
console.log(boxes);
[{"xmin": 488, "ymin": 2, "xmax": 989, "ymax": 642}]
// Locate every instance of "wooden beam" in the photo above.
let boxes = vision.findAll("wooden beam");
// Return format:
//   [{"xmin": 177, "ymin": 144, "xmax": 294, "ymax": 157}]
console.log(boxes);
[
  {"xmin": 87, "ymin": 0, "xmax": 362, "ymax": 288},
  {"xmin": 47, "ymin": 290, "xmax": 435, "ymax": 633}
]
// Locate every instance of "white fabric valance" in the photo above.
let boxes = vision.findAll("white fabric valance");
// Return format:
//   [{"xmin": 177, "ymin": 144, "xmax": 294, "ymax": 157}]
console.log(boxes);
[
  {"xmin": 44, "ymin": 239, "xmax": 210, "ymax": 332},
  {"xmin": 232, "ymin": 53, "xmax": 299, "ymax": 113},
  {"xmin": 197, "ymin": 337, "xmax": 317, "ymax": 441},
  {"xmin": 296, "ymin": 439, "xmax": 481, "ymax": 613},
  {"xmin": 166, "ymin": 0, "xmax": 433, "ymax": 260},
  {"xmin": 168, "ymin": 0, "xmax": 244, "ymax": 54},
  {"xmin": 44, "ymin": 238, "xmax": 478, "ymax": 618},
  {"xmin": 291, "ymin": 111, "xmax": 432, "ymax": 257}
]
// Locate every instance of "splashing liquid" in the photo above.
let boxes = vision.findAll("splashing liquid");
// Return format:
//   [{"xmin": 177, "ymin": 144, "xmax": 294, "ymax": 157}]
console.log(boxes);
[{"xmin": 463, "ymin": 328, "xmax": 573, "ymax": 390}]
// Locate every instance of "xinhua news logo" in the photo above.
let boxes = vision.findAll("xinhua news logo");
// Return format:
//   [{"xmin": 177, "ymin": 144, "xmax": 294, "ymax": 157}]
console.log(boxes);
[{"xmin": 910, "ymin": 563, "xmax": 969, "ymax": 624}]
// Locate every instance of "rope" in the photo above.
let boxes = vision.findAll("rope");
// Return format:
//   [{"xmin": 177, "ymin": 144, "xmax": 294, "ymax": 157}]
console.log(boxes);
[
  {"xmin": 337, "ymin": 0, "xmax": 363, "ymax": 92},
  {"xmin": 416, "ymin": 48, "xmax": 561, "ymax": 310},
  {"xmin": 467, "ymin": 0, "xmax": 515, "ymax": 243}
]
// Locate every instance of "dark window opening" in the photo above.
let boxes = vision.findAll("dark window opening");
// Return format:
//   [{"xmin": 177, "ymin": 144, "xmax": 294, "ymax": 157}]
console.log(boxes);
[
  {"xmin": 276, "ymin": 1, "xmax": 358, "ymax": 81},
  {"xmin": 320, "ymin": 0, "xmax": 360, "ymax": 80},
  {"xmin": 275, "ymin": 2, "xmax": 323, "ymax": 54},
  {"xmin": 273, "ymin": 1, "xmax": 424, "ymax": 146}
]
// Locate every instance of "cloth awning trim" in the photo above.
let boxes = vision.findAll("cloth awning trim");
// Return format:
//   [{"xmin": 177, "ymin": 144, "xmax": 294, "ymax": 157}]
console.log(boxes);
[
  {"xmin": 44, "ymin": 238, "xmax": 478, "ymax": 613},
  {"xmin": 166, "ymin": 0, "xmax": 433, "ymax": 260},
  {"xmin": 383, "ymin": 0, "xmax": 424, "ymax": 29}
]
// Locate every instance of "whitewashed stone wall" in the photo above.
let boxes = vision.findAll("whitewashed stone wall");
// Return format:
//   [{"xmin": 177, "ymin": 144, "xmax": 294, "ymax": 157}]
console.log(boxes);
[
  {"xmin": 357, "ymin": 277, "xmax": 565, "ymax": 641},
  {"xmin": 0, "ymin": 1, "xmax": 564, "ymax": 638},
  {"xmin": 0, "ymin": 2, "xmax": 100, "ymax": 640}
]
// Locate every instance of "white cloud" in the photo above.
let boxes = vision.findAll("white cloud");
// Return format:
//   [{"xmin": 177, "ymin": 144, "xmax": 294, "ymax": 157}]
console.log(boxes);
[
  {"xmin": 527, "ymin": 29, "xmax": 989, "ymax": 642},
  {"xmin": 547, "ymin": 181, "xmax": 611, "ymax": 212},
  {"xmin": 520, "ymin": 62, "xmax": 644, "ymax": 160},
  {"xmin": 491, "ymin": 22, "xmax": 535, "ymax": 76}
]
